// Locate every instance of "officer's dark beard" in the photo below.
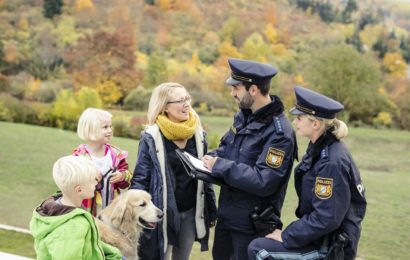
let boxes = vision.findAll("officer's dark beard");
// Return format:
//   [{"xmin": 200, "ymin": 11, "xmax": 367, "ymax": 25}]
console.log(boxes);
[{"xmin": 239, "ymin": 91, "xmax": 254, "ymax": 109}]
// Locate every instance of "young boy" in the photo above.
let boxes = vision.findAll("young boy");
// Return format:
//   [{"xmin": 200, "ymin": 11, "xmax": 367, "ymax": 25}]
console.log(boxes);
[{"xmin": 30, "ymin": 156, "xmax": 122, "ymax": 259}]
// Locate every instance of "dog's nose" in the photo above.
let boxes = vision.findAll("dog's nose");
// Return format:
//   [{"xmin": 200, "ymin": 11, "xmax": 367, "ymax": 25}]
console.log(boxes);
[{"xmin": 157, "ymin": 211, "xmax": 164, "ymax": 219}]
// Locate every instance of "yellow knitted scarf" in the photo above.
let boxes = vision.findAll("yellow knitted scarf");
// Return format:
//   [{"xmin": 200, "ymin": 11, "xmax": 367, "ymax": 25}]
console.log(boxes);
[{"xmin": 156, "ymin": 111, "xmax": 198, "ymax": 140}]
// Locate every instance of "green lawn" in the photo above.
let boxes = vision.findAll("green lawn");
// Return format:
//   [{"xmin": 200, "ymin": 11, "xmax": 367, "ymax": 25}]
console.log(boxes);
[{"xmin": 1, "ymin": 121, "xmax": 410, "ymax": 259}]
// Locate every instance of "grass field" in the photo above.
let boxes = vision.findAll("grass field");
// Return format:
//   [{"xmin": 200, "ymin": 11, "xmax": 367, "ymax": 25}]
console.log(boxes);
[{"xmin": 1, "ymin": 121, "xmax": 410, "ymax": 259}]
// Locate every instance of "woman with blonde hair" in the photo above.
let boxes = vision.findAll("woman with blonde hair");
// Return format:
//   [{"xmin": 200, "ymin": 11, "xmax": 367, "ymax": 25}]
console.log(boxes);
[
  {"xmin": 130, "ymin": 83, "xmax": 217, "ymax": 260},
  {"xmin": 248, "ymin": 86, "xmax": 367, "ymax": 260}
]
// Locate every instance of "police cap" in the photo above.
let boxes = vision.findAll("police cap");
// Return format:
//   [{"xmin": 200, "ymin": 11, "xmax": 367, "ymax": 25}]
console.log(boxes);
[
  {"xmin": 226, "ymin": 58, "xmax": 278, "ymax": 86},
  {"xmin": 289, "ymin": 86, "xmax": 344, "ymax": 119}
]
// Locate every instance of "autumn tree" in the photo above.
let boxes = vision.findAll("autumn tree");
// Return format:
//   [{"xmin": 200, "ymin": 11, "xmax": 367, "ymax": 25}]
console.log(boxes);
[
  {"xmin": 64, "ymin": 27, "xmax": 140, "ymax": 105},
  {"xmin": 143, "ymin": 54, "xmax": 168, "ymax": 88},
  {"xmin": 383, "ymin": 52, "xmax": 407, "ymax": 78},
  {"xmin": 43, "ymin": 0, "xmax": 63, "ymax": 19},
  {"xmin": 304, "ymin": 44, "xmax": 391, "ymax": 123}
]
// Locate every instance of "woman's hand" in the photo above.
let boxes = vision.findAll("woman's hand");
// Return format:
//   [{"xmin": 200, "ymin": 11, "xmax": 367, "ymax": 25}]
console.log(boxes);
[
  {"xmin": 109, "ymin": 171, "xmax": 125, "ymax": 183},
  {"xmin": 266, "ymin": 229, "xmax": 283, "ymax": 242}
]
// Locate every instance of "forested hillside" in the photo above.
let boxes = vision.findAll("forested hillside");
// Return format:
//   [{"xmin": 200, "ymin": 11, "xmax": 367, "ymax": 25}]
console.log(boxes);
[{"xmin": 1, "ymin": 0, "xmax": 410, "ymax": 131}]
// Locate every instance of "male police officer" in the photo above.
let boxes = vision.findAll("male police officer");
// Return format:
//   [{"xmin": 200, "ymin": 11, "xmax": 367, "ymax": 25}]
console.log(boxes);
[{"xmin": 202, "ymin": 58, "xmax": 297, "ymax": 260}]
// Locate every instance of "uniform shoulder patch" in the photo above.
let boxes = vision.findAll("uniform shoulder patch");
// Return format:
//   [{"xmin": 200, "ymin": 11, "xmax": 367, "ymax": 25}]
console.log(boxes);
[
  {"xmin": 315, "ymin": 177, "xmax": 333, "ymax": 199},
  {"xmin": 265, "ymin": 147, "xmax": 285, "ymax": 168}
]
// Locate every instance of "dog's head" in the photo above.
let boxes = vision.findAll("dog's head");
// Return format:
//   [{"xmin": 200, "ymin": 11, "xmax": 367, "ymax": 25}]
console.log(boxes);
[{"xmin": 100, "ymin": 190, "xmax": 163, "ymax": 234}]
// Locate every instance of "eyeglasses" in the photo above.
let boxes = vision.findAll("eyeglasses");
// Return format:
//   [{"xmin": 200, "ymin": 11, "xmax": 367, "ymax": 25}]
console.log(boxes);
[{"xmin": 167, "ymin": 96, "xmax": 191, "ymax": 104}]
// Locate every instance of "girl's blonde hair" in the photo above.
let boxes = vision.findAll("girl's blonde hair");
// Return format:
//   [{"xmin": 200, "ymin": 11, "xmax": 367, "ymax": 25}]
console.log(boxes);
[
  {"xmin": 53, "ymin": 156, "xmax": 98, "ymax": 194},
  {"xmin": 306, "ymin": 115, "xmax": 348, "ymax": 140},
  {"xmin": 77, "ymin": 108, "xmax": 112, "ymax": 141},
  {"xmin": 146, "ymin": 82, "xmax": 201, "ymax": 127}
]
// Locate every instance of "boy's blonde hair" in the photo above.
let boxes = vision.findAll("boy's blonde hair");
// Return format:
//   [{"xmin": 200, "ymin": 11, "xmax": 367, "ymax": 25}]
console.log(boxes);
[
  {"xmin": 147, "ymin": 82, "xmax": 201, "ymax": 127},
  {"xmin": 53, "ymin": 156, "xmax": 98, "ymax": 194},
  {"xmin": 77, "ymin": 108, "xmax": 112, "ymax": 141}
]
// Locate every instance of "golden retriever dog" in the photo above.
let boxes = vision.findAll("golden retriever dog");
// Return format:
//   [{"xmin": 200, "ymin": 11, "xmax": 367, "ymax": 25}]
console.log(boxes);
[{"xmin": 96, "ymin": 189, "xmax": 163, "ymax": 260}]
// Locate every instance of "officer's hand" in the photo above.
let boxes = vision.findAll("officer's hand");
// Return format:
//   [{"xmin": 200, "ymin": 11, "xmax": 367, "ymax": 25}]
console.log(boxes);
[
  {"xmin": 202, "ymin": 155, "xmax": 218, "ymax": 172},
  {"xmin": 266, "ymin": 229, "xmax": 283, "ymax": 242}
]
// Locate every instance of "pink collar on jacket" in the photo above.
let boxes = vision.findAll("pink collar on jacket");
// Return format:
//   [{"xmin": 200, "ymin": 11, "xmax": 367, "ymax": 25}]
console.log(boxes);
[{"xmin": 72, "ymin": 143, "xmax": 128, "ymax": 167}]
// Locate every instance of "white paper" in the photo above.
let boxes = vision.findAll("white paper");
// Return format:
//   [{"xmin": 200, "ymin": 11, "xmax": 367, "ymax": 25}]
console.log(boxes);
[{"xmin": 183, "ymin": 151, "xmax": 211, "ymax": 173}]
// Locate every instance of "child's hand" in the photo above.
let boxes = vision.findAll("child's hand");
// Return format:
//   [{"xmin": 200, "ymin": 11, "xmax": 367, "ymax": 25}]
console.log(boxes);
[
  {"xmin": 97, "ymin": 172, "xmax": 103, "ymax": 182},
  {"xmin": 109, "ymin": 171, "xmax": 125, "ymax": 184}
]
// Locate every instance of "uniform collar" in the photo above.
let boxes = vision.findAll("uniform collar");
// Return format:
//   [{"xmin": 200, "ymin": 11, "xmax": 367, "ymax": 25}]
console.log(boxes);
[
  {"xmin": 241, "ymin": 95, "xmax": 284, "ymax": 124},
  {"xmin": 306, "ymin": 131, "xmax": 338, "ymax": 160}
]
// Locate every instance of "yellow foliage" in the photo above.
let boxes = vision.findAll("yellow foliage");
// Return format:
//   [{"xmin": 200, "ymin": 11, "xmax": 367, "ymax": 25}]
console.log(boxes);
[
  {"xmin": 157, "ymin": 0, "xmax": 172, "ymax": 10},
  {"xmin": 378, "ymin": 87, "xmax": 387, "ymax": 96},
  {"xmin": 157, "ymin": 0, "xmax": 190, "ymax": 11},
  {"xmin": 136, "ymin": 51, "xmax": 148, "ymax": 70},
  {"xmin": 294, "ymin": 74, "xmax": 306, "ymax": 86},
  {"xmin": 359, "ymin": 24, "xmax": 384, "ymax": 49},
  {"xmin": 218, "ymin": 41, "xmax": 242, "ymax": 58},
  {"xmin": 25, "ymin": 79, "xmax": 42, "ymax": 101},
  {"xmin": 52, "ymin": 89, "xmax": 82, "ymax": 123},
  {"xmin": 55, "ymin": 16, "xmax": 79, "ymax": 47},
  {"xmin": 166, "ymin": 59, "xmax": 184, "ymax": 77},
  {"xmin": 383, "ymin": 52, "xmax": 407, "ymax": 78},
  {"xmin": 271, "ymin": 43, "xmax": 287, "ymax": 56},
  {"xmin": 332, "ymin": 24, "xmax": 355, "ymax": 39},
  {"xmin": 187, "ymin": 52, "xmax": 201, "ymax": 74},
  {"xmin": 373, "ymin": 112, "xmax": 392, "ymax": 127},
  {"xmin": 264, "ymin": 23, "xmax": 278, "ymax": 44},
  {"xmin": 75, "ymin": 0, "xmax": 94, "ymax": 12},
  {"xmin": 95, "ymin": 80, "xmax": 123, "ymax": 105},
  {"xmin": 18, "ymin": 17, "xmax": 29, "ymax": 31}
]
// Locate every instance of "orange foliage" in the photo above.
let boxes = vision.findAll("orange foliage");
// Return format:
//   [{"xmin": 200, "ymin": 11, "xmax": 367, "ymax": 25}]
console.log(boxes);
[
  {"xmin": 75, "ymin": 0, "xmax": 94, "ymax": 12},
  {"xmin": 64, "ymin": 27, "xmax": 140, "ymax": 100},
  {"xmin": 3, "ymin": 42, "xmax": 19, "ymax": 63},
  {"xmin": 264, "ymin": 4, "xmax": 277, "ymax": 25},
  {"xmin": 157, "ymin": 0, "xmax": 190, "ymax": 11}
]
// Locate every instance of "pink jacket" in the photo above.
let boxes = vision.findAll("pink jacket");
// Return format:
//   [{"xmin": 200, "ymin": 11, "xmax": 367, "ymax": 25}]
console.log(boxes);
[{"xmin": 72, "ymin": 143, "xmax": 132, "ymax": 216}]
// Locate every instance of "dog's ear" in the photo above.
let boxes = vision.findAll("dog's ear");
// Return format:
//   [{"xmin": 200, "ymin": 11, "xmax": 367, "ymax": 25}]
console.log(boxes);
[{"xmin": 110, "ymin": 192, "xmax": 129, "ymax": 227}]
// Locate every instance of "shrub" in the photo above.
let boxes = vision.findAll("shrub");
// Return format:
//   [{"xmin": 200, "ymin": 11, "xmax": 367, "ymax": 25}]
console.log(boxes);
[
  {"xmin": 36, "ymin": 82, "xmax": 57, "ymax": 103},
  {"xmin": 0, "ymin": 94, "xmax": 37, "ymax": 123},
  {"xmin": 123, "ymin": 87, "xmax": 152, "ymax": 111},
  {"xmin": 75, "ymin": 87, "xmax": 103, "ymax": 110},
  {"xmin": 50, "ymin": 89, "xmax": 81, "ymax": 130},
  {"xmin": 372, "ymin": 112, "xmax": 393, "ymax": 128},
  {"xmin": 112, "ymin": 114, "xmax": 146, "ymax": 140},
  {"xmin": 0, "ymin": 101, "xmax": 13, "ymax": 121},
  {"xmin": 0, "ymin": 74, "xmax": 9, "ymax": 92},
  {"xmin": 8, "ymin": 72, "xmax": 34, "ymax": 100}
]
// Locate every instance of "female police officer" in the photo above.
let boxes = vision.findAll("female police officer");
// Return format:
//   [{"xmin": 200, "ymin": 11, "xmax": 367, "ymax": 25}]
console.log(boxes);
[{"xmin": 248, "ymin": 86, "xmax": 367, "ymax": 260}]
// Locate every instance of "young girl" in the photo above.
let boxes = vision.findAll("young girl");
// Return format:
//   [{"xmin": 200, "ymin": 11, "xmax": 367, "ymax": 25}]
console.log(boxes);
[{"xmin": 73, "ymin": 108, "xmax": 132, "ymax": 216}]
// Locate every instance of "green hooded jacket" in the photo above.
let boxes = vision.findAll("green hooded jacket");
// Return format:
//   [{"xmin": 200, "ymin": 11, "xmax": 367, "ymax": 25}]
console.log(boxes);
[{"xmin": 29, "ymin": 195, "xmax": 122, "ymax": 260}]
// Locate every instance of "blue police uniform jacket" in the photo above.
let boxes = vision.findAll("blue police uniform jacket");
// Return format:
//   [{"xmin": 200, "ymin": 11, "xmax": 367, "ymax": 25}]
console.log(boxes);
[
  {"xmin": 281, "ymin": 132, "xmax": 367, "ymax": 260},
  {"xmin": 210, "ymin": 96, "xmax": 297, "ymax": 233}
]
